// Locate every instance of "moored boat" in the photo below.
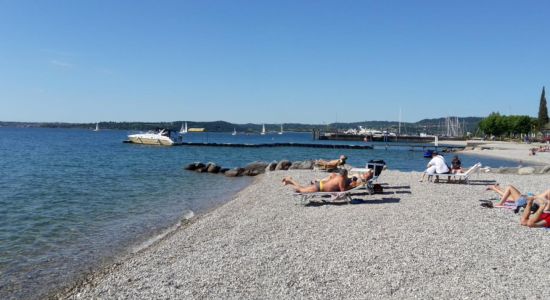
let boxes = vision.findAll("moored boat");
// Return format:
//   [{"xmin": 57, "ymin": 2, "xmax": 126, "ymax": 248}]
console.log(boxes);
[{"xmin": 127, "ymin": 129, "xmax": 181, "ymax": 146}]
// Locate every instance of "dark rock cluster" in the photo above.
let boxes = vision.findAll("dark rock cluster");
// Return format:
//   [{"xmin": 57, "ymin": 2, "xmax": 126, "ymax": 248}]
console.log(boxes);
[{"xmin": 184, "ymin": 160, "xmax": 315, "ymax": 177}]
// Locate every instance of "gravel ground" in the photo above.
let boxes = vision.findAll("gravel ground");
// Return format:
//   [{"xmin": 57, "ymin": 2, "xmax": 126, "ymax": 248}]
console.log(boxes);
[{"xmin": 63, "ymin": 170, "xmax": 550, "ymax": 299}]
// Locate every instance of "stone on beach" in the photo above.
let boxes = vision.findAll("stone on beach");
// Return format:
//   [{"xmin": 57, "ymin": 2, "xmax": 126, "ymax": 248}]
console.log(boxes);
[{"xmin": 517, "ymin": 167, "xmax": 535, "ymax": 175}]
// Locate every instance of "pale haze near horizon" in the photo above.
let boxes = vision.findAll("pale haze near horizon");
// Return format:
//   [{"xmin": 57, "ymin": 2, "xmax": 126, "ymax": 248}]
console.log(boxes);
[{"xmin": 0, "ymin": 1, "xmax": 548, "ymax": 124}]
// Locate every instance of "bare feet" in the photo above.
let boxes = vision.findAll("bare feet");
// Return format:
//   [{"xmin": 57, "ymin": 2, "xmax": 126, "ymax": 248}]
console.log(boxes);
[
  {"xmin": 485, "ymin": 183, "xmax": 499, "ymax": 191},
  {"xmin": 282, "ymin": 176, "xmax": 292, "ymax": 186}
]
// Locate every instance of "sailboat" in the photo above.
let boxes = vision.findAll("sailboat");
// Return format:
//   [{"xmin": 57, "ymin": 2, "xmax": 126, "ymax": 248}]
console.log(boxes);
[
  {"xmin": 179, "ymin": 122, "xmax": 188, "ymax": 134},
  {"xmin": 93, "ymin": 122, "xmax": 99, "ymax": 132},
  {"xmin": 261, "ymin": 124, "xmax": 266, "ymax": 135},
  {"xmin": 232, "ymin": 128, "xmax": 237, "ymax": 136},
  {"xmin": 278, "ymin": 124, "xmax": 283, "ymax": 135}
]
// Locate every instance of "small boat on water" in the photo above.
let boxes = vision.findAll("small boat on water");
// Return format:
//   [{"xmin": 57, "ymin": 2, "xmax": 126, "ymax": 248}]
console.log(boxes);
[
  {"xmin": 93, "ymin": 122, "xmax": 99, "ymax": 132},
  {"xmin": 127, "ymin": 129, "xmax": 182, "ymax": 146},
  {"xmin": 232, "ymin": 128, "xmax": 237, "ymax": 136},
  {"xmin": 261, "ymin": 124, "xmax": 266, "ymax": 135},
  {"xmin": 278, "ymin": 124, "xmax": 283, "ymax": 135}
]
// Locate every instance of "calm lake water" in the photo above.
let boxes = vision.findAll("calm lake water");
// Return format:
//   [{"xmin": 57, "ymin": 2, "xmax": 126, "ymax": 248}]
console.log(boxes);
[{"xmin": 0, "ymin": 128, "xmax": 524, "ymax": 299}]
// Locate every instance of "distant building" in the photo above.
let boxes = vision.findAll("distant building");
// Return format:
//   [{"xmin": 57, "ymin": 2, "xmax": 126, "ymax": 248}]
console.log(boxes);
[{"xmin": 188, "ymin": 128, "xmax": 205, "ymax": 132}]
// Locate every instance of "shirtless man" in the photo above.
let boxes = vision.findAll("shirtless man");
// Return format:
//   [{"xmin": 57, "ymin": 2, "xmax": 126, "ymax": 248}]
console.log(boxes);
[
  {"xmin": 520, "ymin": 197, "xmax": 550, "ymax": 228},
  {"xmin": 485, "ymin": 184, "xmax": 550, "ymax": 207},
  {"xmin": 314, "ymin": 155, "xmax": 347, "ymax": 170},
  {"xmin": 283, "ymin": 169, "xmax": 349, "ymax": 193}
]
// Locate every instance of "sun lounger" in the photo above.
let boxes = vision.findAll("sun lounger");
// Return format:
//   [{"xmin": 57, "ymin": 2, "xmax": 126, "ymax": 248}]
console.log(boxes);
[
  {"xmin": 350, "ymin": 160, "xmax": 386, "ymax": 185},
  {"xmin": 293, "ymin": 182, "xmax": 367, "ymax": 205},
  {"xmin": 294, "ymin": 160, "xmax": 386, "ymax": 205},
  {"xmin": 448, "ymin": 162, "xmax": 482, "ymax": 184}
]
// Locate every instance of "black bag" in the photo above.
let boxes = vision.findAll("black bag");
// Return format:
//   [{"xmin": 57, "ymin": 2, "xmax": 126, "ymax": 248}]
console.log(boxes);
[{"xmin": 373, "ymin": 184, "xmax": 383, "ymax": 194}]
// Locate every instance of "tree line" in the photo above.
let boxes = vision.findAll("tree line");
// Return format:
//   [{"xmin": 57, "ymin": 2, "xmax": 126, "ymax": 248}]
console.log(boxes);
[{"xmin": 478, "ymin": 86, "xmax": 548, "ymax": 139}]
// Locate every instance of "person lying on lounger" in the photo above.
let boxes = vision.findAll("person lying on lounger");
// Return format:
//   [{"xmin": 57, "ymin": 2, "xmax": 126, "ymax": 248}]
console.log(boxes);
[
  {"xmin": 314, "ymin": 155, "xmax": 347, "ymax": 170},
  {"xmin": 283, "ymin": 169, "xmax": 373, "ymax": 193},
  {"xmin": 520, "ymin": 197, "xmax": 550, "ymax": 228},
  {"xmin": 283, "ymin": 169, "xmax": 349, "ymax": 193},
  {"xmin": 485, "ymin": 184, "xmax": 550, "ymax": 207}
]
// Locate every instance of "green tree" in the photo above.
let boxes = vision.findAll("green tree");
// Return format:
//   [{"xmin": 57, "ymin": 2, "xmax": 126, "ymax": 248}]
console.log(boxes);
[
  {"xmin": 538, "ymin": 86, "xmax": 549, "ymax": 130},
  {"xmin": 479, "ymin": 112, "xmax": 507, "ymax": 137}
]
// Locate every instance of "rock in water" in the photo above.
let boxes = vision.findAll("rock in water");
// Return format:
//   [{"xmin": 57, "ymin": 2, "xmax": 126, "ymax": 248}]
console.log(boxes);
[
  {"xmin": 207, "ymin": 164, "xmax": 221, "ymax": 173},
  {"xmin": 266, "ymin": 161, "xmax": 278, "ymax": 172},
  {"xmin": 244, "ymin": 161, "xmax": 268, "ymax": 174},
  {"xmin": 275, "ymin": 160, "xmax": 292, "ymax": 170},
  {"xmin": 184, "ymin": 162, "xmax": 205, "ymax": 171},
  {"xmin": 224, "ymin": 168, "xmax": 245, "ymax": 177},
  {"xmin": 289, "ymin": 160, "xmax": 314, "ymax": 170}
]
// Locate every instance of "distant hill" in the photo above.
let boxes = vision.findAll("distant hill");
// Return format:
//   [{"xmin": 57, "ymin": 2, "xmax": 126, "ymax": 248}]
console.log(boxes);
[{"xmin": 0, "ymin": 117, "xmax": 484, "ymax": 136}]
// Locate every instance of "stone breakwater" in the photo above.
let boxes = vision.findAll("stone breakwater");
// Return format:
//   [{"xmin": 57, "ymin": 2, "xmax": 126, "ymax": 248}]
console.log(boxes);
[
  {"xmin": 184, "ymin": 160, "xmax": 318, "ymax": 177},
  {"xmin": 63, "ymin": 170, "xmax": 550, "ymax": 299}
]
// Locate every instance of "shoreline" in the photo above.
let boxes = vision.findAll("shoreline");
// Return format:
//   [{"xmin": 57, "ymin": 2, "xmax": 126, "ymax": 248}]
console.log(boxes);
[
  {"xmin": 47, "ymin": 176, "xmax": 255, "ymax": 299},
  {"xmin": 441, "ymin": 140, "xmax": 550, "ymax": 166},
  {"xmin": 61, "ymin": 169, "xmax": 550, "ymax": 299}
]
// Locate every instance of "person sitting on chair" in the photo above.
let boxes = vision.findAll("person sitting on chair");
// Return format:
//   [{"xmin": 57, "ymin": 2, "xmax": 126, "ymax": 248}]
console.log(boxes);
[
  {"xmin": 283, "ymin": 169, "xmax": 350, "ymax": 193},
  {"xmin": 314, "ymin": 155, "xmax": 347, "ymax": 170},
  {"xmin": 419, "ymin": 151, "xmax": 449, "ymax": 183},
  {"xmin": 451, "ymin": 155, "xmax": 464, "ymax": 173}
]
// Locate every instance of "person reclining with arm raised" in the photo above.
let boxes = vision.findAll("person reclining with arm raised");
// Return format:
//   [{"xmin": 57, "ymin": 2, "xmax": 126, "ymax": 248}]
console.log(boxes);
[
  {"xmin": 314, "ymin": 155, "xmax": 347, "ymax": 170},
  {"xmin": 520, "ymin": 197, "xmax": 550, "ymax": 228}
]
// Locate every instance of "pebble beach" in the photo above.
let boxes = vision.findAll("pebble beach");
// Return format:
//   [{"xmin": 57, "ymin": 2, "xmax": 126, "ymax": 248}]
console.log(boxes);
[{"xmin": 63, "ymin": 165, "xmax": 550, "ymax": 299}]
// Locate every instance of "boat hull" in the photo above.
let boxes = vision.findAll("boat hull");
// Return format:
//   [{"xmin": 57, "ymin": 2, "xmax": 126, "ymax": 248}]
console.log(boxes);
[{"xmin": 128, "ymin": 135, "xmax": 175, "ymax": 146}]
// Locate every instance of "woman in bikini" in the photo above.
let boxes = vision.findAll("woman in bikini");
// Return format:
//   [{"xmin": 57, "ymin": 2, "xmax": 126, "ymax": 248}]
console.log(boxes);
[{"xmin": 485, "ymin": 184, "xmax": 550, "ymax": 207}]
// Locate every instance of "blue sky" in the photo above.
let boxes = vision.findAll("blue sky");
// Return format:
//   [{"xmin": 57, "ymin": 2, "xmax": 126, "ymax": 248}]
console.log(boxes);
[{"xmin": 0, "ymin": 0, "xmax": 549, "ymax": 124}]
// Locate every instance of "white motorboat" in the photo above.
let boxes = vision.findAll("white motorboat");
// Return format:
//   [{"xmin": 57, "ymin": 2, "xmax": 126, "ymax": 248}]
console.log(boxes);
[
  {"xmin": 127, "ymin": 129, "xmax": 181, "ymax": 146},
  {"xmin": 261, "ymin": 124, "xmax": 266, "ymax": 135}
]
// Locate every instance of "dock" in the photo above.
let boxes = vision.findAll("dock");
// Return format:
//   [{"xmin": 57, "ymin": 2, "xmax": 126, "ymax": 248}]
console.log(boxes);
[
  {"xmin": 123, "ymin": 141, "xmax": 464, "ymax": 152},
  {"xmin": 180, "ymin": 142, "xmax": 374, "ymax": 149},
  {"xmin": 123, "ymin": 140, "xmax": 374, "ymax": 149}
]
